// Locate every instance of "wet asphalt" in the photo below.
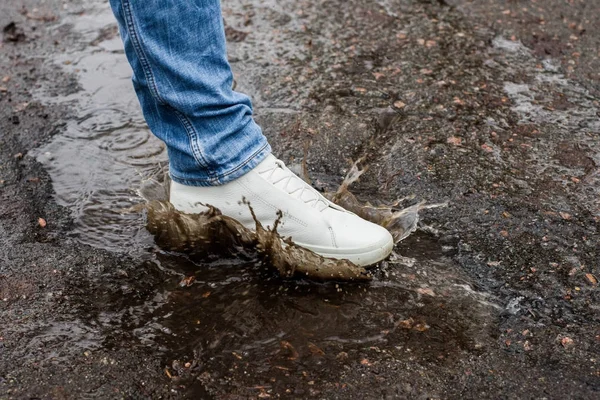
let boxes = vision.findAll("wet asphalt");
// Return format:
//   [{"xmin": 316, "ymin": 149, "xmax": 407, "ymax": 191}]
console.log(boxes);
[{"xmin": 1, "ymin": 0, "xmax": 599, "ymax": 398}]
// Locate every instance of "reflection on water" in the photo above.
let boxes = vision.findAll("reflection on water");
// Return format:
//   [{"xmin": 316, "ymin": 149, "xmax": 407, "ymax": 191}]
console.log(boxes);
[
  {"xmin": 33, "ymin": 2, "xmax": 166, "ymax": 251},
  {"xmin": 30, "ymin": 1, "xmax": 501, "ymax": 396}
]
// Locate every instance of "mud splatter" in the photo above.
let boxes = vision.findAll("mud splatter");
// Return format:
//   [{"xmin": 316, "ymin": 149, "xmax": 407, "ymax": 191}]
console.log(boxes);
[
  {"xmin": 140, "ymin": 200, "xmax": 370, "ymax": 281},
  {"xmin": 325, "ymin": 158, "xmax": 447, "ymax": 243},
  {"xmin": 134, "ymin": 158, "xmax": 443, "ymax": 281}
]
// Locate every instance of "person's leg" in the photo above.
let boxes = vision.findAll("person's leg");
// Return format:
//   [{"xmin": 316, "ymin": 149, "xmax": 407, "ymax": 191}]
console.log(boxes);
[
  {"xmin": 109, "ymin": 0, "xmax": 394, "ymax": 266},
  {"xmin": 109, "ymin": 0, "xmax": 270, "ymax": 186}
]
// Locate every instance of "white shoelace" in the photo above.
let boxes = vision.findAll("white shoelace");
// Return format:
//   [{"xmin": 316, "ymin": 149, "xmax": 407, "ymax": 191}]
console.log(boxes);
[{"xmin": 258, "ymin": 159, "xmax": 330, "ymax": 211}]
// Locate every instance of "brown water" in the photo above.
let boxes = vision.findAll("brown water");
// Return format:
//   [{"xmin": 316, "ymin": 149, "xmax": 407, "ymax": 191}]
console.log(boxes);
[
  {"xmin": 30, "ymin": 1, "xmax": 502, "ymax": 396},
  {"xmin": 130, "ymin": 238, "xmax": 499, "ymax": 396}
]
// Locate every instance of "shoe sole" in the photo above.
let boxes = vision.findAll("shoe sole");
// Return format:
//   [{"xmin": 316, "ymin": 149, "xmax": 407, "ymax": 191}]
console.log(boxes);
[{"xmin": 295, "ymin": 236, "xmax": 394, "ymax": 268}]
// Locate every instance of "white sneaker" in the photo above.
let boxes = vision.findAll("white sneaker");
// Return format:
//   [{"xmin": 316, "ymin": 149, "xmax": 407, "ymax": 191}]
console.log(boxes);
[{"xmin": 169, "ymin": 154, "xmax": 394, "ymax": 266}]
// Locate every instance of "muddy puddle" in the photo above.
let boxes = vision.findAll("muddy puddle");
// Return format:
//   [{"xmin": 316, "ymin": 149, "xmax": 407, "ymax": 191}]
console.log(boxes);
[
  {"xmin": 123, "ymin": 237, "xmax": 500, "ymax": 396},
  {"xmin": 29, "ymin": 0, "xmax": 503, "ymax": 395},
  {"xmin": 31, "ymin": 1, "xmax": 165, "ymax": 252}
]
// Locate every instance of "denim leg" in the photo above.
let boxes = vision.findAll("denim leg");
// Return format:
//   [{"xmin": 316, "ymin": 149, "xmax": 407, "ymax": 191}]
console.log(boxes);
[{"xmin": 109, "ymin": 0, "xmax": 271, "ymax": 186}]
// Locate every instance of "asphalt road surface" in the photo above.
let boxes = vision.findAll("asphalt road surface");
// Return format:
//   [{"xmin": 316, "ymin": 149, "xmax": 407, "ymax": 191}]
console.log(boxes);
[{"xmin": 1, "ymin": 0, "xmax": 599, "ymax": 398}]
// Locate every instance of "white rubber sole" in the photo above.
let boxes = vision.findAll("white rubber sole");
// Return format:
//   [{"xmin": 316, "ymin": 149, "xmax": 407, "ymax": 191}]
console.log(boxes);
[{"xmin": 294, "ymin": 235, "xmax": 394, "ymax": 267}]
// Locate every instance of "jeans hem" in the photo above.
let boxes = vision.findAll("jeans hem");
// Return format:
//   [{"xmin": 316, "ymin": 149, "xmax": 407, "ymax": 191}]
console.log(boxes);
[{"xmin": 169, "ymin": 142, "xmax": 271, "ymax": 187}]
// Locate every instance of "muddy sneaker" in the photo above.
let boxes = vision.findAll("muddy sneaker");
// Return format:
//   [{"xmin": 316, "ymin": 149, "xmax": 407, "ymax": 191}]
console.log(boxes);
[{"xmin": 169, "ymin": 154, "xmax": 394, "ymax": 266}]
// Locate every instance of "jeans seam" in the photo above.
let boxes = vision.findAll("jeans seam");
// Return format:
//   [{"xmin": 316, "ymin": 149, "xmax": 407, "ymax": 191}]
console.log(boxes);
[
  {"xmin": 171, "ymin": 109, "xmax": 215, "ymax": 178},
  {"xmin": 121, "ymin": 0, "xmax": 213, "ymax": 177}
]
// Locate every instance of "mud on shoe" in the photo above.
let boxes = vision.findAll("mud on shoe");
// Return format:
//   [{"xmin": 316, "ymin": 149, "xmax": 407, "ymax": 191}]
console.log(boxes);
[{"xmin": 169, "ymin": 154, "xmax": 394, "ymax": 267}]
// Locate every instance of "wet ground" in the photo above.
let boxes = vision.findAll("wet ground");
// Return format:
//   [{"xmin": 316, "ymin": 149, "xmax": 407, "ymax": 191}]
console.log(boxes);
[{"xmin": 1, "ymin": 0, "xmax": 599, "ymax": 398}]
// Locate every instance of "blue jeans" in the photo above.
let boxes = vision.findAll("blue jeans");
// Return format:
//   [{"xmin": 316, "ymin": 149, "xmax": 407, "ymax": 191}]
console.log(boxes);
[{"xmin": 109, "ymin": 0, "xmax": 271, "ymax": 186}]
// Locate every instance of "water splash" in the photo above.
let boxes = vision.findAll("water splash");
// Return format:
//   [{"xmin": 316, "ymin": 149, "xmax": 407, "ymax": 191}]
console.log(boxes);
[{"xmin": 133, "ymin": 158, "xmax": 445, "ymax": 281}]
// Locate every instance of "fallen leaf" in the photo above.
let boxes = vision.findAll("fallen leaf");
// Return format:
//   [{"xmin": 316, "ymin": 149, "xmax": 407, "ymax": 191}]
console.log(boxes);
[
  {"xmin": 447, "ymin": 136, "xmax": 462, "ymax": 146},
  {"xmin": 25, "ymin": 12, "xmax": 57, "ymax": 22},
  {"xmin": 201, "ymin": 291, "xmax": 211, "ymax": 298},
  {"xmin": 38, "ymin": 218, "xmax": 47, "ymax": 228},
  {"xmin": 224, "ymin": 25, "xmax": 249, "ymax": 43},
  {"xmin": 396, "ymin": 318, "xmax": 414, "ymax": 329},
  {"xmin": 417, "ymin": 287, "xmax": 435, "ymax": 296},
  {"xmin": 481, "ymin": 144, "xmax": 494, "ymax": 153},
  {"xmin": 280, "ymin": 341, "xmax": 299, "ymax": 360},
  {"xmin": 178, "ymin": 276, "xmax": 195, "ymax": 287},
  {"xmin": 360, "ymin": 358, "xmax": 372, "ymax": 366},
  {"xmin": 1, "ymin": 76, "xmax": 9, "ymax": 83},
  {"xmin": 585, "ymin": 273, "xmax": 597, "ymax": 285},
  {"xmin": 14, "ymin": 102, "xmax": 28, "ymax": 112},
  {"xmin": 413, "ymin": 323, "xmax": 430, "ymax": 332},
  {"xmin": 561, "ymin": 337, "xmax": 574, "ymax": 348},
  {"xmin": 394, "ymin": 317, "xmax": 429, "ymax": 332},
  {"xmin": 559, "ymin": 212, "xmax": 572, "ymax": 220},
  {"xmin": 393, "ymin": 100, "xmax": 406, "ymax": 109},
  {"xmin": 308, "ymin": 342, "xmax": 325, "ymax": 356}
]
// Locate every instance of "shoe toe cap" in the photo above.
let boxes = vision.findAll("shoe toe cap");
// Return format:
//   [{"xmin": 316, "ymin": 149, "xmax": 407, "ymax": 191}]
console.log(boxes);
[{"xmin": 334, "ymin": 215, "xmax": 393, "ymax": 251}]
